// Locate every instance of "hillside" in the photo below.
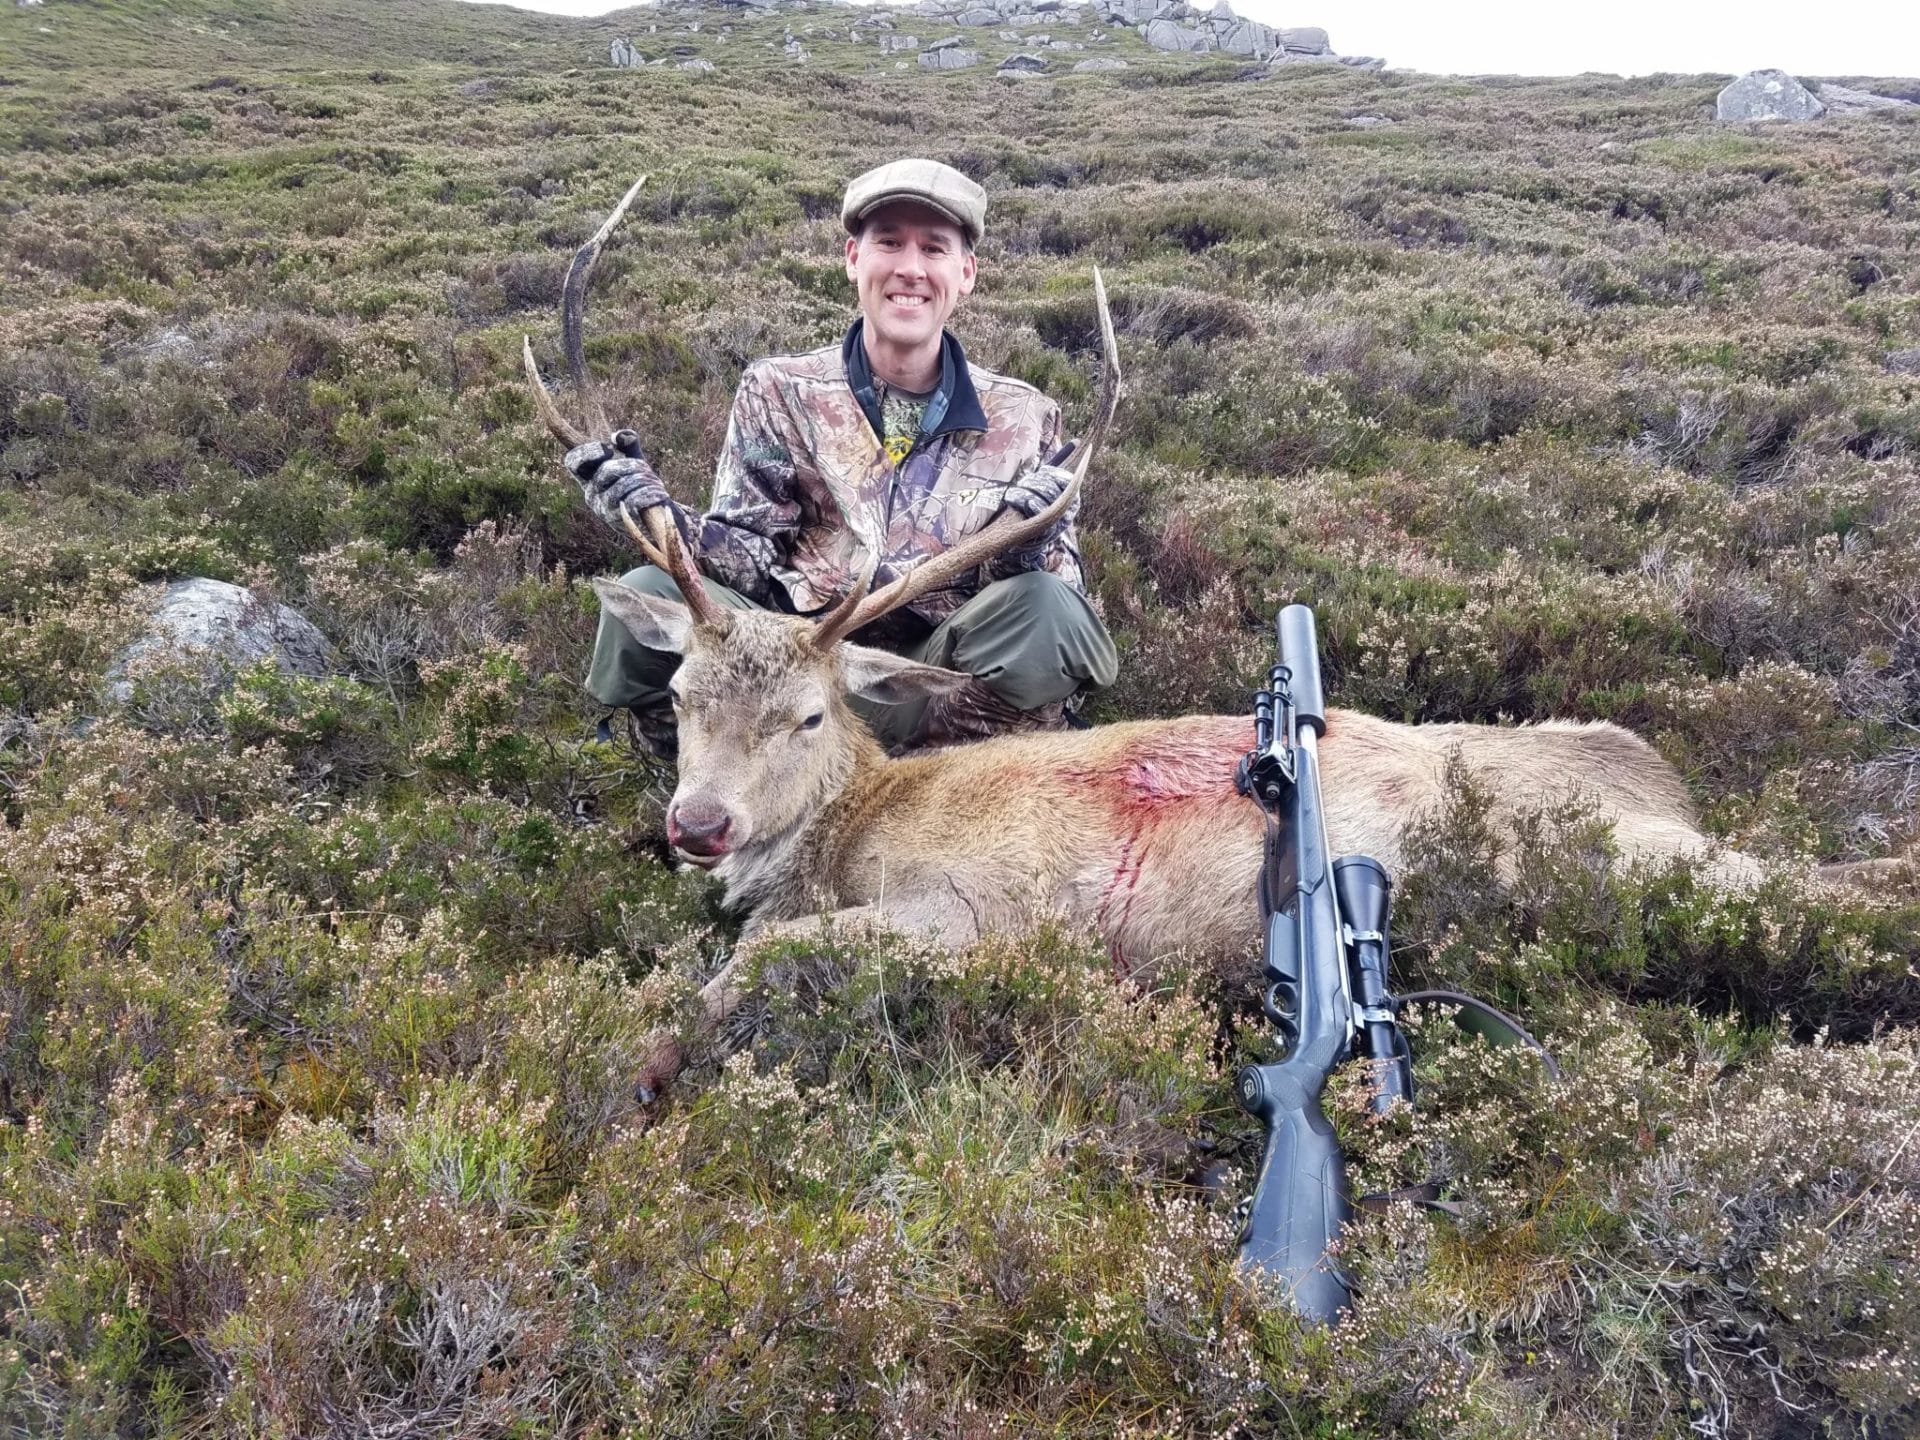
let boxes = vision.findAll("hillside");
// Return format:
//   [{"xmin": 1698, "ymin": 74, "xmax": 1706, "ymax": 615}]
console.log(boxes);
[{"xmin": 4, "ymin": 0, "xmax": 1920, "ymax": 1434}]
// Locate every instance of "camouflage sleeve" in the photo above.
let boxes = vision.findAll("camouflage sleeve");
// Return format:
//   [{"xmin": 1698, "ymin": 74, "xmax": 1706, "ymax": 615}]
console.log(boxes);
[
  {"xmin": 985, "ymin": 399, "xmax": 1089, "ymax": 595},
  {"xmin": 684, "ymin": 366, "xmax": 802, "ymax": 606}
]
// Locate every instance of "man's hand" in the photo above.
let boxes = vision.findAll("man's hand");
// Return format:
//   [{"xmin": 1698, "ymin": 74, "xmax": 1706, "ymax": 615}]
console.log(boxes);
[
  {"xmin": 999, "ymin": 462, "xmax": 1072, "ymax": 526},
  {"xmin": 565, "ymin": 433, "xmax": 670, "ymax": 530}
]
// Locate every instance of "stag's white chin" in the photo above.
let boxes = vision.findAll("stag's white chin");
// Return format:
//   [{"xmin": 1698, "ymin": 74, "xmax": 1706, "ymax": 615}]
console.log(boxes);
[{"xmin": 673, "ymin": 847, "xmax": 727, "ymax": 871}]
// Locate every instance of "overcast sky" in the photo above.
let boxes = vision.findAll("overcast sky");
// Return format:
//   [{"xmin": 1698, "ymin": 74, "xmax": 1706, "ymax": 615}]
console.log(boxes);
[{"xmin": 460, "ymin": 0, "xmax": 1920, "ymax": 78}]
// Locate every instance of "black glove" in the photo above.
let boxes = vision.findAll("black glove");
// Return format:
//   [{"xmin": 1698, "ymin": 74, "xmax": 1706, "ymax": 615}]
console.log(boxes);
[
  {"xmin": 988, "ymin": 461, "xmax": 1075, "ymax": 576},
  {"xmin": 565, "ymin": 433, "xmax": 670, "ymax": 531}
]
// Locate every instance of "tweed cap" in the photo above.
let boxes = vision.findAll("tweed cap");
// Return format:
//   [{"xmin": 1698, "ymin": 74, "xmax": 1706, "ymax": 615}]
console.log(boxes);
[{"xmin": 841, "ymin": 158, "xmax": 986, "ymax": 246}]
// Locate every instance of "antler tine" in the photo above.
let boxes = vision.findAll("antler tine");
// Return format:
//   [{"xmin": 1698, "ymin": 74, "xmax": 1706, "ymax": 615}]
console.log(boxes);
[
  {"xmin": 809, "ymin": 551, "xmax": 880, "ymax": 652},
  {"xmin": 523, "ymin": 173, "xmax": 649, "ymax": 449},
  {"xmin": 620, "ymin": 506, "xmax": 730, "ymax": 632},
  {"xmin": 523, "ymin": 336, "xmax": 588, "ymax": 448},
  {"xmin": 825, "ymin": 268, "xmax": 1123, "ymax": 641},
  {"xmin": 563, "ymin": 173, "xmax": 650, "ymax": 438}
]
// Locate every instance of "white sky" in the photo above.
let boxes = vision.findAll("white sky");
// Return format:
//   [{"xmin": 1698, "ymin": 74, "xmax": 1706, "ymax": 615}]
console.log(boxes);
[{"xmin": 461, "ymin": 0, "xmax": 1920, "ymax": 78}]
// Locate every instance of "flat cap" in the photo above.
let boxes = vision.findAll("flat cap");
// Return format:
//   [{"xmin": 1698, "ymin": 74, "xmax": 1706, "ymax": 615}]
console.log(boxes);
[{"xmin": 842, "ymin": 158, "xmax": 987, "ymax": 246}]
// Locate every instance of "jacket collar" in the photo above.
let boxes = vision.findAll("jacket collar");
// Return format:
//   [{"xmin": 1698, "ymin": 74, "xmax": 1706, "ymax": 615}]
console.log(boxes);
[{"xmin": 841, "ymin": 319, "xmax": 990, "ymax": 446}]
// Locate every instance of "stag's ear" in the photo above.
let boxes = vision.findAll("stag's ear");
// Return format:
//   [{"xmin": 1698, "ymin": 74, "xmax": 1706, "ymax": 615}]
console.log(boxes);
[
  {"xmin": 839, "ymin": 644, "xmax": 972, "ymax": 705},
  {"xmin": 592, "ymin": 578, "xmax": 694, "ymax": 654}
]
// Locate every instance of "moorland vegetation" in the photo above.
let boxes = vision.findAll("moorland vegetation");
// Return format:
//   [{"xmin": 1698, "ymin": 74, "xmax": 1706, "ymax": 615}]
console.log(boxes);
[{"xmin": 3, "ymin": 0, "xmax": 1920, "ymax": 1434}]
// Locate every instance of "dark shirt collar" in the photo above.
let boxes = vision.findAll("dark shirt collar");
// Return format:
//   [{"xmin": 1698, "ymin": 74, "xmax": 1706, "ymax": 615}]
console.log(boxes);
[{"xmin": 841, "ymin": 319, "xmax": 989, "ymax": 447}]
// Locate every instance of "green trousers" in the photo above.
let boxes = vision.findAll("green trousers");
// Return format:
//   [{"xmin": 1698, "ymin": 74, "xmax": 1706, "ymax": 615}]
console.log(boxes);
[{"xmin": 586, "ymin": 566, "xmax": 1119, "ymax": 750}]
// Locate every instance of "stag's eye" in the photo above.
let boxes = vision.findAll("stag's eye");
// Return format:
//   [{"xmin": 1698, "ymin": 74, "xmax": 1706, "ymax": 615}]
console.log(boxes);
[{"xmin": 798, "ymin": 712, "xmax": 824, "ymax": 732}]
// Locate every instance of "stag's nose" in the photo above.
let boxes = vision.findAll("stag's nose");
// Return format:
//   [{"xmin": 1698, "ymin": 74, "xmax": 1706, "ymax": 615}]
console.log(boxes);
[{"xmin": 666, "ymin": 798, "xmax": 733, "ymax": 860}]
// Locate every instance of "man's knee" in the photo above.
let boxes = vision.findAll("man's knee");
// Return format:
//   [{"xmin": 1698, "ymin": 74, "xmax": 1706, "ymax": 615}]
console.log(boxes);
[
  {"xmin": 953, "ymin": 571, "xmax": 1119, "ymax": 702},
  {"xmin": 612, "ymin": 564, "xmax": 679, "ymax": 600}
]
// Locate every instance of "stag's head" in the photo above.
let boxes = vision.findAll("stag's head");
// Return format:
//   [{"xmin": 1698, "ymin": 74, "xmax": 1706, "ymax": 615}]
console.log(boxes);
[
  {"xmin": 524, "ymin": 177, "xmax": 1122, "ymax": 870},
  {"xmin": 592, "ymin": 563, "xmax": 973, "ymax": 868}
]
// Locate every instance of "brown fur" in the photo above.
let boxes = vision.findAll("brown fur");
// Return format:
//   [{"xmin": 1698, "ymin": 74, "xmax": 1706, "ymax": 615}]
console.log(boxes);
[{"xmin": 605, "ymin": 599, "xmax": 1807, "ymax": 1100}]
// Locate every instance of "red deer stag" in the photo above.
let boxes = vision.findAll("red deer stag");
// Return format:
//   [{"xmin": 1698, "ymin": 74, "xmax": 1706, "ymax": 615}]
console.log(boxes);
[{"xmin": 526, "ymin": 180, "xmax": 1885, "ymax": 1102}]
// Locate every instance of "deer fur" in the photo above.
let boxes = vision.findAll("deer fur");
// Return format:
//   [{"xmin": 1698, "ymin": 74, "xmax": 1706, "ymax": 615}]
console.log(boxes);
[{"xmin": 597, "ymin": 585, "xmax": 1826, "ymax": 1102}]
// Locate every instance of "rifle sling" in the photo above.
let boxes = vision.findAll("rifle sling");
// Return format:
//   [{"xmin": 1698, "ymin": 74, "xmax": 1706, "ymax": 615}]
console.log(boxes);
[{"xmin": 1395, "ymin": 988, "xmax": 1563, "ymax": 1081}]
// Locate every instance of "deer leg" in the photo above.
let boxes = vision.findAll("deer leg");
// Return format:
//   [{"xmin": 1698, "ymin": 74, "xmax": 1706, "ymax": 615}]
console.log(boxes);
[{"xmin": 634, "ymin": 899, "xmax": 982, "ymax": 1104}]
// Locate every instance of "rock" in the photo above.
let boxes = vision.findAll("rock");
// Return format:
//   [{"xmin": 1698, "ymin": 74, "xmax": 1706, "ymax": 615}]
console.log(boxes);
[
  {"xmin": 1816, "ymin": 82, "xmax": 1914, "ymax": 113},
  {"xmin": 1346, "ymin": 113, "xmax": 1394, "ymax": 127},
  {"xmin": 457, "ymin": 78, "xmax": 501, "ymax": 97},
  {"xmin": 1216, "ymin": 17, "xmax": 1275, "ymax": 56},
  {"xmin": 1885, "ymin": 347, "xmax": 1920, "ymax": 374},
  {"xmin": 999, "ymin": 52, "xmax": 1048, "ymax": 72},
  {"xmin": 920, "ymin": 46, "xmax": 980, "ymax": 68},
  {"xmin": 1277, "ymin": 25, "xmax": 1329, "ymax": 53},
  {"xmin": 1143, "ymin": 17, "xmax": 1214, "ymax": 52},
  {"xmin": 998, "ymin": 28, "xmax": 1019, "ymax": 39},
  {"xmin": 879, "ymin": 33, "xmax": 920, "ymax": 52},
  {"xmin": 1338, "ymin": 55, "xmax": 1385, "ymax": 69},
  {"xmin": 1716, "ymin": 69, "xmax": 1825, "ymax": 122},
  {"xmin": 957, "ymin": 6, "xmax": 1000, "ymax": 23},
  {"xmin": 111, "ymin": 579, "xmax": 330, "ymax": 705},
  {"xmin": 1073, "ymin": 56, "xmax": 1129, "ymax": 71},
  {"xmin": 676, "ymin": 58, "xmax": 715, "ymax": 72},
  {"xmin": 1047, "ymin": 38, "xmax": 1084, "ymax": 48},
  {"xmin": 926, "ymin": 34, "xmax": 965, "ymax": 49},
  {"xmin": 609, "ymin": 37, "xmax": 644, "ymax": 67}
]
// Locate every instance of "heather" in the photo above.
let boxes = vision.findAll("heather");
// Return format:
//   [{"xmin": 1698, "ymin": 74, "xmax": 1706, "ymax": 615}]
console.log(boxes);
[{"xmin": 3, "ymin": 0, "xmax": 1920, "ymax": 1433}]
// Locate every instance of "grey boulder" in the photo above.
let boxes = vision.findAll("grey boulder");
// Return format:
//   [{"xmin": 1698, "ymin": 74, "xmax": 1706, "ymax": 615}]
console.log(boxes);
[
  {"xmin": 1277, "ymin": 26, "xmax": 1329, "ymax": 53},
  {"xmin": 1073, "ymin": 56, "xmax": 1129, "ymax": 71},
  {"xmin": 609, "ymin": 38, "xmax": 643, "ymax": 67},
  {"xmin": 999, "ymin": 52, "xmax": 1049, "ymax": 72},
  {"xmin": 958, "ymin": 6, "xmax": 1000, "ymax": 23},
  {"xmin": 110, "ymin": 579, "xmax": 331, "ymax": 705},
  {"xmin": 1716, "ymin": 69, "xmax": 1826, "ymax": 122},
  {"xmin": 1816, "ymin": 82, "xmax": 1914, "ymax": 113},
  {"xmin": 879, "ymin": 33, "xmax": 920, "ymax": 52},
  {"xmin": 920, "ymin": 45, "xmax": 980, "ymax": 68},
  {"xmin": 1143, "ymin": 17, "xmax": 1214, "ymax": 51}
]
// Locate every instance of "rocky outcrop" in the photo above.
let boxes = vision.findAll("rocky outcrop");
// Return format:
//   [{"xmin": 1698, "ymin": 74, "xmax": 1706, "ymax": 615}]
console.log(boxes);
[
  {"xmin": 998, "ymin": 51, "xmax": 1049, "ymax": 74},
  {"xmin": 110, "ymin": 579, "xmax": 330, "ymax": 706},
  {"xmin": 1816, "ymin": 82, "xmax": 1914, "ymax": 114},
  {"xmin": 609, "ymin": 38, "xmax": 643, "ymax": 67},
  {"xmin": 1073, "ymin": 55, "xmax": 1129, "ymax": 71},
  {"xmin": 920, "ymin": 44, "xmax": 980, "ymax": 68},
  {"xmin": 1716, "ymin": 70, "xmax": 1825, "ymax": 122},
  {"xmin": 878, "ymin": 32, "xmax": 920, "ymax": 52},
  {"xmin": 1141, "ymin": 18, "xmax": 1209, "ymax": 52}
]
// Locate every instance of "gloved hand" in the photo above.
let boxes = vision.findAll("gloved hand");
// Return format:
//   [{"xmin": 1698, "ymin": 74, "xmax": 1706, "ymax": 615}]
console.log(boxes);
[
  {"xmin": 988, "ymin": 460, "xmax": 1076, "ymax": 577},
  {"xmin": 565, "ymin": 431, "xmax": 670, "ymax": 530},
  {"xmin": 999, "ymin": 461, "xmax": 1073, "ymax": 527}
]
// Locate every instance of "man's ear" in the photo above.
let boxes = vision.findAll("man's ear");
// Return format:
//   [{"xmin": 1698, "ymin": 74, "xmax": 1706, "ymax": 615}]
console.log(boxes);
[
  {"xmin": 840, "ymin": 643, "xmax": 973, "ymax": 705},
  {"xmin": 592, "ymin": 578, "xmax": 693, "ymax": 654}
]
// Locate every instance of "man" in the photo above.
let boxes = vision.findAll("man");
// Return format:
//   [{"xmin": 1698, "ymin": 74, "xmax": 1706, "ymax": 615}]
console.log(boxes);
[{"xmin": 567, "ymin": 157, "xmax": 1119, "ymax": 754}]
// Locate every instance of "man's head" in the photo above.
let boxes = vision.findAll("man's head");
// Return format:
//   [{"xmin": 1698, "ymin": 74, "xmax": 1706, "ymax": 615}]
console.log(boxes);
[{"xmin": 842, "ymin": 159, "xmax": 985, "ymax": 362}]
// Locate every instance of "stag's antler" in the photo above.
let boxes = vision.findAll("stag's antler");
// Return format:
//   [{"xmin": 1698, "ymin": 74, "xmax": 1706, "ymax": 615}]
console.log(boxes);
[
  {"xmin": 521, "ymin": 175, "xmax": 732, "ymax": 632},
  {"xmin": 812, "ymin": 267, "xmax": 1122, "ymax": 651}
]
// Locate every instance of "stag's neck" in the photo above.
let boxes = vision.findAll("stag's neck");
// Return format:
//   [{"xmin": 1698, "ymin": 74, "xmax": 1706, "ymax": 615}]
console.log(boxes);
[{"xmin": 718, "ymin": 724, "xmax": 894, "ymax": 922}]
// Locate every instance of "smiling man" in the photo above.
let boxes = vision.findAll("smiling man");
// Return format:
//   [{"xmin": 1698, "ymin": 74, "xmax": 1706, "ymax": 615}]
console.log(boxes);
[{"xmin": 569, "ymin": 157, "xmax": 1119, "ymax": 754}]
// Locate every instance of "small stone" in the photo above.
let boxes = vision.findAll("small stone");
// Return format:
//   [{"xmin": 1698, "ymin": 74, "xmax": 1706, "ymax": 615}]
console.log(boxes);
[
  {"xmin": 676, "ymin": 58, "xmax": 715, "ymax": 72},
  {"xmin": 1072, "ymin": 56, "xmax": 1129, "ymax": 71},
  {"xmin": 999, "ymin": 52, "xmax": 1048, "ymax": 72},
  {"xmin": 1346, "ymin": 114, "xmax": 1394, "ymax": 128},
  {"xmin": 1884, "ymin": 347, "xmax": 1920, "ymax": 374}
]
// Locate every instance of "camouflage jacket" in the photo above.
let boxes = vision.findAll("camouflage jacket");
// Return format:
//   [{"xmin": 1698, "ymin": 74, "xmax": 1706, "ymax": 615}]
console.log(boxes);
[{"xmin": 655, "ymin": 322, "xmax": 1085, "ymax": 628}]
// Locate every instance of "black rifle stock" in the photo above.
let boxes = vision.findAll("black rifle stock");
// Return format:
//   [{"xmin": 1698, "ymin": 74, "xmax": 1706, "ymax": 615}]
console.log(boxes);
[{"xmin": 1234, "ymin": 604, "xmax": 1414, "ymax": 1324}]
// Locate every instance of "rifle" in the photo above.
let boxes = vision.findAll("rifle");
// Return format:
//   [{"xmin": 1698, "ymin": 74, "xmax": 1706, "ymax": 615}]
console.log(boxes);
[
  {"xmin": 1231, "ymin": 604, "xmax": 1558, "ymax": 1323},
  {"xmin": 1230, "ymin": 604, "xmax": 1414, "ymax": 1323}
]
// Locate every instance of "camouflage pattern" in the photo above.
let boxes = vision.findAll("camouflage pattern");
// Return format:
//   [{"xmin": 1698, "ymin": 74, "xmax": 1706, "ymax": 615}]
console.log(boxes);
[{"xmin": 662, "ymin": 338, "xmax": 1086, "ymax": 626}]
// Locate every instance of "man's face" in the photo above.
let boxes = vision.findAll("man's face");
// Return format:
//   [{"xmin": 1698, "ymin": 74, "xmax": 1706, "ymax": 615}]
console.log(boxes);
[{"xmin": 844, "ymin": 202, "xmax": 977, "ymax": 357}]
